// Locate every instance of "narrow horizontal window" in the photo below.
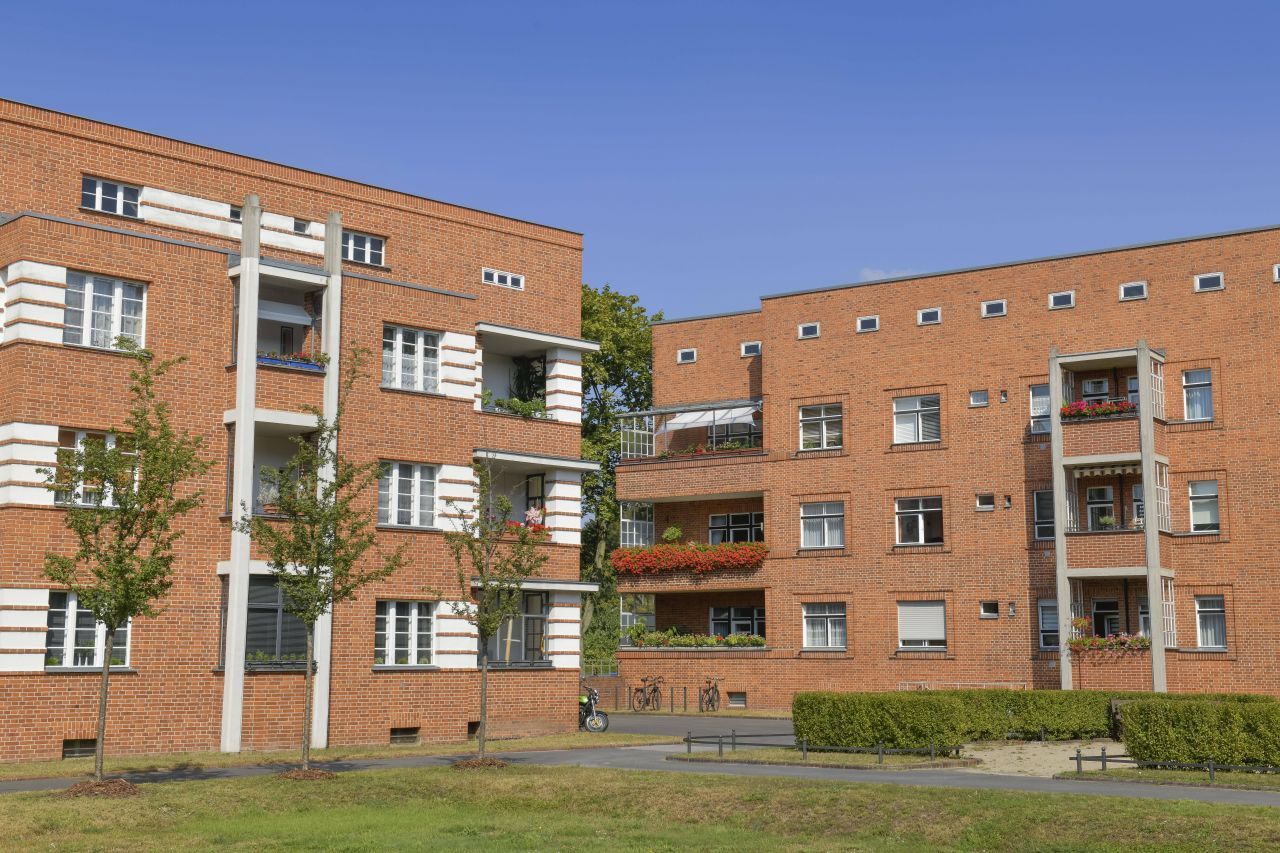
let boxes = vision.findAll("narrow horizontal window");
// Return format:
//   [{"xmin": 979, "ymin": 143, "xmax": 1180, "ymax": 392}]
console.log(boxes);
[
  {"xmin": 483, "ymin": 267, "xmax": 525, "ymax": 290},
  {"xmin": 969, "ymin": 390, "xmax": 989, "ymax": 407},
  {"xmin": 975, "ymin": 493, "xmax": 995, "ymax": 511},
  {"xmin": 341, "ymin": 230, "xmax": 385, "ymax": 265},
  {"xmin": 857, "ymin": 315, "xmax": 879, "ymax": 333},
  {"xmin": 1119, "ymin": 281, "xmax": 1148, "ymax": 301},
  {"xmin": 676, "ymin": 348, "xmax": 697, "ymax": 364},
  {"xmin": 798, "ymin": 322, "xmax": 820, "ymax": 339},
  {"xmin": 1048, "ymin": 290, "xmax": 1075, "ymax": 309},
  {"xmin": 980, "ymin": 601, "xmax": 999, "ymax": 619},
  {"xmin": 917, "ymin": 307, "xmax": 941, "ymax": 325},
  {"xmin": 981, "ymin": 299, "xmax": 1006, "ymax": 318},
  {"xmin": 740, "ymin": 341, "xmax": 761, "ymax": 357},
  {"xmin": 1194, "ymin": 272, "xmax": 1224, "ymax": 292},
  {"xmin": 80, "ymin": 176, "xmax": 140, "ymax": 218}
]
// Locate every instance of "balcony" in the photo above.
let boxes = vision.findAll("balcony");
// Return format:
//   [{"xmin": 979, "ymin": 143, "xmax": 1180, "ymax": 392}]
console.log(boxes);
[
  {"xmin": 1060, "ymin": 399, "xmax": 1141, "ymax": 459},
  {"xmin": 616, "ymin": 401, "xmax": 764, "ymax": 501},
  {"xmin": 613, "ymin": 541, "xmax": 768, "ymax": 593}
]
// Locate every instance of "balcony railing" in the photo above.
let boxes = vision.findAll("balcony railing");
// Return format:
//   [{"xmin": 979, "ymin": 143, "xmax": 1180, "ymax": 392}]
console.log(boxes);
[
  {"xmin": 1060, "ymin": 398, "xmax": 1138, "ymax": 421},
  {"xmin": 1066, "ymin": 519, "xmax": 1145, "ymax": 534},
  {"xmin": 619, "ymin": 401, "xmax": 762, "ymax": 461}
]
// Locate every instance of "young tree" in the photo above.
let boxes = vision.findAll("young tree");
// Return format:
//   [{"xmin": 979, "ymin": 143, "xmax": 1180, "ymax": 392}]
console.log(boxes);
[
  {"xmin": 236, "ymin": 351, "xmax": 404, "ymax": 771},
  {"xmin": 42, "ymin": 340, "xmax": 212, "ymax": 782},
  {"xmin": 578, "ymin": 283, "xmax": 661, "ymax": 660},
  {"xmin": 444, "ymin": 460, "xmax": 549, "ymax": 760}
]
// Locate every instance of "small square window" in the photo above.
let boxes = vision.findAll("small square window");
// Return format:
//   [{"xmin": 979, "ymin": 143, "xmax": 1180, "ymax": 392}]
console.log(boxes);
[
  {"xmin": 229, "ymin": 205, "xmax": 242, "ymax": 222},
  {"xmin": 980, "ymin": 601, "xmax": 1000, "ymax": 619},
  {"xmin": 293, "ymin": 218, "xmax": 309, "ymax": 234},
  {"xmin": 975, "ymin": 493, "xmax": 996, "ymax": 512},
  {"xmin": 798, "ymin": 322, "xmax": 820, "ymax": 339},
  {"xmin": 857, "ymin": 315, "xmax": 880, "ymax": 333},
  {"xmin": 917, "ymin": 307, "xmax": 941, "ymax": 325},
  {"xmin": 1049, "ymin": 290, "xmax": 1075, "ymax": 309},
  {"xmin": 1194, "ymin": 272, "xmax": 1224, "ymax": 292},
  {"xmin": 1120, "ymin": 281, "xmax": 1148, "ymax": 301},
  {"xmin": 981, "ymin": 299, "xmax": 1007, "ymax": 318},
  {"xmin": 740, "ymin": 341, "xmax": 761, "ymax": 357},
  {"xmin": 727, "ymin": 691, "xmax": 748, "ymax": 708},
  {"xmin": 677, "ymin": 348, "xmax": 697, "ymax": 364},
  {"xmin": 969, "ymin": 390, "xmax": 989, "ymax": 407}
]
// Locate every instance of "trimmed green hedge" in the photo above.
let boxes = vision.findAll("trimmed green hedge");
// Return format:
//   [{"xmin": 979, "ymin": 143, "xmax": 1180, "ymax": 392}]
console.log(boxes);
[
  {"xmin": 1123, "ymin": 699, "xmax": 1280, "ymax": 765},
  {"xmin": 793, "ymin": 690, "xmax": 1274, "ymax": 749}
]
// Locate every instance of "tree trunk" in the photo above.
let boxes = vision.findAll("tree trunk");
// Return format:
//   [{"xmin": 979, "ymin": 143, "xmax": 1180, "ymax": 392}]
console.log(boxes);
[
  {"xmin": 478, "ymin": 645, "xmax": 489, "ymax": 760},
  {"xmin": 94, "ymin": 626, "xmax": 114, "ymax": 782},
  {"xmin": 302, "ymin": 626, "xmax": 315, "ymax": 771}
]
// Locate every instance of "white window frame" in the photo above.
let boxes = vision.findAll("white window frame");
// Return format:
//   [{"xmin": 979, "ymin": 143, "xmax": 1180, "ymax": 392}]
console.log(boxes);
[
  {"xmin": 1119, "ymin": 280, "xmax": 1148, "ymax": 301},
  {"xmin": 895, "ymin": 496, "xmax": 944, "ymax": 546},
  {"xmin": 802, "ymin": 603, "xmax": 846, "ymax": 648},
  {"xmin": 857, "ymin": 315, "xmax": 880, "ymax": 333},
  {"xmin": 1086, "ymin": 486, "xmax": 1114, "ymax": 531},
  {"xmin": 1081, "ymin": 378, "xmax": 1109, "ymax": 403},
  {"xmin": 800, "ymin": 501, "xmax": 844, "ymax": 549},
  {"xmin": 620, "ymin": 502, "xmax": 655, "ymax": 547},
  {"xmin": 1029, "ymin": 384, "xmax": 1051, "ymax": 434},
  {"xmin": 979, "ymin": 601, "xmax": 999, "ymax": 619},
  {"xmin": 797, "ymin": 322, "xmax": 820, "ymax": 339},
  {"xmin": 293, "ymin": 218, "xmax": 310, "ymax": 234},
  {"xmin": 45, "ymin": 591, "xmax": 130, "ymax": 668},
  {"xmin": 1193, "ymin": 272, "xmax": 1224, "ymax": 292},
  {"xmin": 897, "ymin": 600, "xmax": 946, "ymax": 649},
  {"xmin": 378, "ymin": 462, "xmax": 438, "ymax": 528},
  {"xmin": 1182, "ymin": 369, "xmax": 1213, "ymax": 422},
  {"xmin": 916, "ymin": 307, "xmax": 941, "ymax": 326},
  {"xmin": 981, "ymin": 299, "xmax": 1007, "ymax": 318},
  {"xmin": 740, "ymin": 341, "xmax": 761, "ymax": 357},
  {"xmin": 969, "ymin": 390, "xmax": 989, "ymax": 407},
  {"xmin": 64, "ymin": 271, "xmax": 146, "ymax": 350},
  {"xmin": 676, "ymin": 348, "xmax": 697, "ymax": 364},
  {"xmin": 1048, "ymin": 290, "xmax": 1075, "ymax": 310},
  {"xmin": 1195, "ymin": 595, "xmax": 1227, "ymax": 649},
  {"xmin": 382, "ymin": 324, "xmax": 440, "ymax": 393},
  {"xmin": 341, "ymin": 230, "xmax": 385, "ymax": 266},
  {"xmin": 80, "ymin": 176, "xmax": 139, "ymax": 218},
  {"xmin": 975, "ymin": 493, "xmax": 995, "ymax": 512},
  {"xmin": 55, "ymin": 429, "xmax": 132, "ymax": 507},
  {"xmin": 1138, "ymin": 597, "xmax": 1151, "ymax": 638},
  {"xmin": 487, "ymin": 591, "xmax": 549, "ymax": 663},
  {"xmin": 1133, "ymin": 483, "xmax": 1145, "ymax": 525},
  {"xmin": 482, "ymin": 267, "xmax": 525, "ymax": 290},
  {"xmin": 1126, "ymin": 375, "xmax": 1140, "ymax": 405},
  {"xmin": 229, "ymin": 205, "xmax": 242, "ymax": 222},
  {"xmin": 892, "ymin": 394, "xmax": 941, "ymax": 444},
  {"xmin": 1189, "ymin": 480, "xmax": 1220, "ymax": 533},
  {"xmin": 1273, "ymin": 263, "xmax": 1280, "ymax": 283},
  {"xmin": 374, "ymin": 600, "xmax": 434, "ymax": 666},
  {"xmin": 799, "ymin": 404, "xmax": 843, "ymax": 450},
  {"xmin": 1033, "ymin": 490, "xmax": 1055, "ymax": 540},
  {"xmin": 1037, "ymin": 599, "xmax": 1059, "ymax": 649}
]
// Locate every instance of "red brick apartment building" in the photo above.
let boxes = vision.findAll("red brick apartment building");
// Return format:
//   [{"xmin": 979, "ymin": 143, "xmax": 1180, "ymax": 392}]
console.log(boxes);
[
  {"xmin": 0, "ymin": 100, "xmax": 600, "ymax": 761},
  {"xmin": 613, "ymin": 223, "xmax": 1280, "ymax": 710}
]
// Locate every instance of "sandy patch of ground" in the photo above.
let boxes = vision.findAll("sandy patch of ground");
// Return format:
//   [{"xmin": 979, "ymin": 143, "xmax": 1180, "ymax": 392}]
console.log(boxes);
[{"xmin": 959, "ymin": 738, "xmax": 1121, "ymax": 777}]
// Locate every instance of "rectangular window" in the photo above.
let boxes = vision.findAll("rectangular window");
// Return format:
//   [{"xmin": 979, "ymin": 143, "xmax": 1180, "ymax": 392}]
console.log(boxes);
[
  {"xmin": 487, "ymin": 592, "xmax": 548, "ymax": 663},
  {"xmin": 895, "ymin": 496, "xmax": 944, "ymax": 545},
  {"xmin": 1182, "ymin": 369, "xmax": 1213, "ymax": 421},
  {"xmin": 483, "ymin": 267, "xmax": 525, "ymax": 290},
  {"xmin": 1049, "ymin": 290, "xmax": 1075, "ymax": 309},
  {"xmin": 1029, "ymin": 384, "xmax": 1050, "ymax": 434},
  {"xmin": 1120, "ymin": 281, "xmax": 1148, "ymax": 301},
  {"xmin": 800, "ymin": 501, "xmax": 844, "ymax": 549},
  {"xmin": 54, "ymin": 429, "xmax": 134, "ymax": 507},
  {"xmin": 64, "ymin": 272, "xmax": 145, "ymax": 350},
  {"xmin": 1091, "ymin": 599, "xmax": 1120, "ymax": 636},
  {"xmin": 341, "ymin": 230, "xmax": 386, "ymax": 266},
  {"xmin": 981, "ymin": 299, "xmax": 1007, "ymax": 318},
  {"xmin": 1086, "ymin": 486, "xmax": 1114, "ymax": 530},
  {"xmin": 1081, "ymin": 379, "xmax": 1109, "ymax": 403},
  {"xmin": 709, "ymin": 420, "xmax": 761, "ymax": 449},
  {"xmin": 917, "ymin": 307, "xmax": 941, "ymax": 325},
  {"xmin": 45, "ymin": 591, "xmax": 129, "ymax": 668},
  {"xmin": 892, "ymin": 394, "xmax": 941, "ymax": 444},
  {"xmin": 975, "ymin": 493, "xmax": 995, "ymax": 511},
  {"xmin": 1127, "ymin": 375, "xmax": 1140, "ymax": 405},
  {"xmin": 293, "ymin": 218, "xmax": 310, "ymax": 234},
  {"xmin": 709, "ymin": 512, "xmax": 764, "ymax": 544},
  {"xmin": 1194, "ymin": 272, "xmax": 1224, "ymax": 292},
  {"xmin": 677, "ymin": 348, "xmax": 697, "ymax": 363},
  {"xmin": 620, "ymin": 502, "xmax": 655, "ymax": 547},
  {"xmin": 857, "ymin": 315, "xmax": 880, "ymax": 333},
  {"xmin": 377, "ymin": 462, "xmax": 438, "ymax": 528},
  {"xmin": 980, "ymin": 601, "xmax": 999, "ymax": 619},
  {"xmin": 740, "ymin": 341, "xmax": 761, "ymax": 357},
  {"xmin": 798, "ymin": 322, "xmax": 820, "ymax": 339},
  {"xmin": 229, "ymin": 205, "xmax": 242, "ymax": 222},
  {"xmin": 1274, "ymin": 263, "xmax": 1280, "ymax": 283},
  {"xmin": 619, "ymin": 593, "xmax": 656, "ymax": 639},
  {"xmin": 245, "ymin": 576, "xmax": 308, "ymax": 666},
  {"xmin": 80, "ymin": 176, "xmax": 139, "ymax": 218},
  {"xmin": 1038, "ymin": 599, "xmax": 1059, "ymax": 649},
  {"xmin": 1133, "ymin": 483, "xmax": 1145, "ymax": 524},
  {"xmin": 802, "ymin": 603, "xmax": 846, "ymax": 648},
  {"xmin": 898, "ymin": 600, "xmax": 946, "ymax": 649},
  {"xmin": 1033, "ymin": 490, "xmax": 1055, "ymax": 540},
  {"xmin": 710, "ymin": 606, "xmax": 765, "ymax": 637},
  {"xmin": 1189, "ymin": 480, "xmax": 1220, "ymax": 532},
  {"xmin": 1138, "ymin": 597, "xmax": 1151, "ymax": 638},
  {"xmin": 969, "ymin": 390, "xmax": 989, "ymax": 407},
  {"xmin": 799, "ymin": 404, "xmax": 843, "ymax": 450},
  {"xmin": 381, "ymin": 325, "xmax": 440, "ymax": 393},
  {"xmin": 374, "ymin": 601, "xmax": 434, "ymax": 666},
  {"xmin": 1196, "ymin": 595, "xmax": 1226, "ymax": 649}
]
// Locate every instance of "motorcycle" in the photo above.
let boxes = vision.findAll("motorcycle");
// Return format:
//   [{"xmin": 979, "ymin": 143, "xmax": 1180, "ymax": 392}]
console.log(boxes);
[{"xmin": 579, "ymin": 683, "xmax": 609, "ymax": 732}]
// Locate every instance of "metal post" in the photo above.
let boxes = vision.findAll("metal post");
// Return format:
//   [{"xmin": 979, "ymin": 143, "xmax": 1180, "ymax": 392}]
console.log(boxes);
[
  {"xmin": 878, "ymin": 743, "xmax": 884, "ymax": 765},
  {"xmin": 731, "ymin": 729, "xmax": 737, "ymax": 752},
  {"xmin": 1040, "ymin": 727, "xmax": 1046, "ymax": 742},
  {"xmin": 1076, "ymin": 748, "xmax": 1083, "ymax": 774},
  {"xmin": 687, "ymin": 731, "xmax": 692, "ymax": 754},
  {"xmin": 930, "ymin": 742, "xmax": 936, "ymax": 760},
  {"xmin": 801, "ymin": 738, "xmax": 808, "ymax": 760},
  {"xmin": 1101, "ymin": 746, "xmax": 1107, "ymax": 771},
  {"xmin": 1209, "ymin": 760, "xmax": 1215, "ymax": 783},
  {"xmin": 718, "ymin": 735, "xmax": 724, "ymax": 758}
]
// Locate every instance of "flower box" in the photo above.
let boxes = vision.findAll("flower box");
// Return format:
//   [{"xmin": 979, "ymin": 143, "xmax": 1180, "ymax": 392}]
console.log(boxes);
[
  {"xmin": 1066, "ymin": 616, "xmax": 1151, "ymax": 652},
  {"xmin": 611, "ymin": 541, "xmax": 768, "ymax": 575},
  {"xmin": 257, "ymin": 352, "xmax": 324, "ymax": 372},
  {"xmin": 626, "ymin": 629, "xmax": 766, "ymax": 648},
  {"xmin": 1060, "ymin": 400, "xmax": 1137, "ymax": 420}
]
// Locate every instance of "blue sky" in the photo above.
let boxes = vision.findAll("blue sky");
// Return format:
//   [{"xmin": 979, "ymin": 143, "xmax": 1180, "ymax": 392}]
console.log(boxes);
[{"xmin": 6, "ymin": 2, "xmax": 1280, "ymax": 319}]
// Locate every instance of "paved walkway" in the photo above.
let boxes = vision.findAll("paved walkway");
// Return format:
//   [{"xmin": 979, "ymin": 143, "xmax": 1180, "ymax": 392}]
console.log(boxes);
[{"xmin": 608, "ymin": 712, "xmax": 793, "ymax": 741}]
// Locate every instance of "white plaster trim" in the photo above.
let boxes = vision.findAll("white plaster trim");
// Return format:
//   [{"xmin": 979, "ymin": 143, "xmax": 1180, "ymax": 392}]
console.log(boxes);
[
  {"xmin": 476, "ymin": 324, "xmax": 600, "ymax": 353},
  {"xmin": 6, "ymin": 261, "xmax": 67, "ymax": 286}
]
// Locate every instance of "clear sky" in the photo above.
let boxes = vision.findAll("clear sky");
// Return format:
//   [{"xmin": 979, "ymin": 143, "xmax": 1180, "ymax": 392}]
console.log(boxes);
[{"xmin": 6, "ymin": 1, "xmax": 1279, "ymax": 320}]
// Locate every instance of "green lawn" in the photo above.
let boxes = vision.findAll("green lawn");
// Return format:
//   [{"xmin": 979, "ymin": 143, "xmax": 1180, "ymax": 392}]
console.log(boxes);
[
  {"xmin": 1068, "ymin": 768, "xmax": 1280, "ymax": 791},
  {"xmin": 8, "ymin": 764, "xmax": 1280, "ymax": 850},
  {"xmin": 669, "ymin": 746, "xmax": 972, "ymax": 769},
  {"xmin": 0, "ymin": 732, "xmax": 677, "ymax": 782}
]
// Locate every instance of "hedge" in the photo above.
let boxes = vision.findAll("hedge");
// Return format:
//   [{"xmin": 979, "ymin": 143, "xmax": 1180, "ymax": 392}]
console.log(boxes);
[
  {"xmin": 1122, "ymin": 699, "xmax": 1280, "ymax": 765},
  {"xmin": 793, "ymin": 689, "xmax": 1274, "ymax": 749}
]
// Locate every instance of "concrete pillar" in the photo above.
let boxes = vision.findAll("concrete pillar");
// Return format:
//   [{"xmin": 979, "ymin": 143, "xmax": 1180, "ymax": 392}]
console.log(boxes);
[
  {"xmin": 1136, "ymin": 340, "xmax": 1168, "ymax": 692},
  {"xmin": 1048, "ymin": 347, "xmax": 1074, "ymax": 690},
  {"xmin": 221, "ymin": 194, "xmax": 262, "ymax": 752}
]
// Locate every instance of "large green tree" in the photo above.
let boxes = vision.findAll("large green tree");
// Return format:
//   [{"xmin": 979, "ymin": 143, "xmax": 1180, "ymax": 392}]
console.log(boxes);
[{"xmin": 579, "ymin": 284, "xmax": 661, "ymax": 661}]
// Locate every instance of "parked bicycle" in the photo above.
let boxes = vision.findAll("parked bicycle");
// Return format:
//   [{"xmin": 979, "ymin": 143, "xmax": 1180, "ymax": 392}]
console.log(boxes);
[
  {"xmin": 630, "ymin": 675, "xmax": 665, "ymax": 711},
  {"xmin": 579, "ymin": 682, "xmax": 609, "ymax": 732},
  {"xmin": 699, "ymin": 676, "xmax": 723, "ymax": 712}
]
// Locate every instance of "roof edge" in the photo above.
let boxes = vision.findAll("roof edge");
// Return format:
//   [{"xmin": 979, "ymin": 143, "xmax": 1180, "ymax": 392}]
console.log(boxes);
[{"xmin": 651, "ymin": 308, "xmax": 762, "ymax": 326}]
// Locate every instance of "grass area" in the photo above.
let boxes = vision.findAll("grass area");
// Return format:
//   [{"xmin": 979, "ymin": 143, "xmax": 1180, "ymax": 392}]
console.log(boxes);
[
  {"xmin": 0, "ymin": 732, "xmax": 677, "ymax": 782},
  {"xmin": 1067, "ymin": 768, "xmax": 1280, "ymax": 791},
  {"xmin": 669, "ymin": 746, "xmax": 973, "ymax": 770},
  {"xmin": 8, "ymin": 764, "xmax": 1280, "ymax": 850}
]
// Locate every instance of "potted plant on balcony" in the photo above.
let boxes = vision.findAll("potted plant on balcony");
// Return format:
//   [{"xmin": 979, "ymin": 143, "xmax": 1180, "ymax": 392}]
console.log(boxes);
[
  {"xmin": 1060, "ymin": 400, "xmax": 1137, "ymax": 420},
  {"xmin": 1096, "ymin": 515, "xmax": 1117, "ymax": 530},
  {"xmin": 257, "ymin": 350, "xmax": 325, "ymax": 372}
]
